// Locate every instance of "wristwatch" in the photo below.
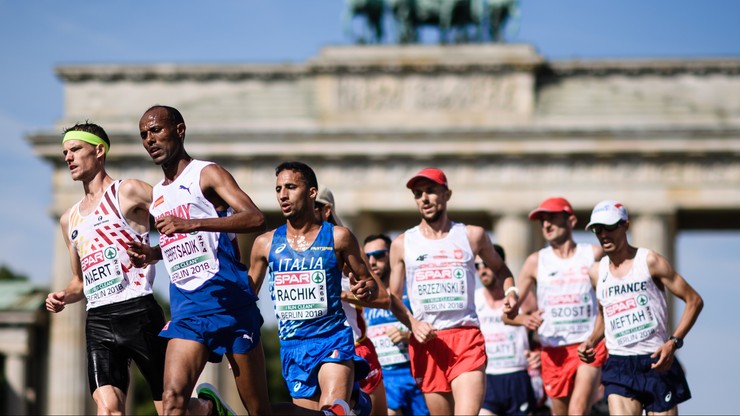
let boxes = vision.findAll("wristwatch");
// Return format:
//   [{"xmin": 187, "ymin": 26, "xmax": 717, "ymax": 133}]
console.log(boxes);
[{"xmin": 669, "ymin": 336, "xmax": 684, "ymax": 349}]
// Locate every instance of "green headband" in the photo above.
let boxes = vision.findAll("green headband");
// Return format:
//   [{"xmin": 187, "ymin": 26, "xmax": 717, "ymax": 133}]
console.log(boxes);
[{"xmin": 62, "ymin": 131, "xmax": 110, "ymax": 155}]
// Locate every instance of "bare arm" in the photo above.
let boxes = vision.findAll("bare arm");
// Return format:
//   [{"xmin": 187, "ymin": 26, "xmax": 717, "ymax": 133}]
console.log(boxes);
[
  {"xmin": 334, "ymin": 226, "xmax": 388, "ymax": 308},
  {"xmin": 46, "ymin": 213, "xmax": 86, "ymax": 313},
  {"xmin": 248, "ymin": 231, "xmax": 274, "ymax": 294},
  {"xmin": 117, "ymin": 179, "xmax": 153, "ymax": 235},
  {"xmin": 648, "ymin": 250, "xmax": 704, "ymax": 371},
  {"xmin": 154, "ymin": 164, "xmax": 266, "ymax": 235},
  {"xmin": 503, "ymin": 252, "xmax": 541, "ymax": 325},
  {"xmin": 388, "ymin": 233, "xmax": 436, "ymax": 343},
  {"xmin": 578, "ymin": 263, "xmax": 605, "ymax": 363}
]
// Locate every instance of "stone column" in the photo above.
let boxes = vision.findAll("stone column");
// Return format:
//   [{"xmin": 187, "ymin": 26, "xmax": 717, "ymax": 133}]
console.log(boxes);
[
  {"xmin": 5, "ymin": 353, "xmax": 27, "ymax": 415},
  {"xmin": 493, "ymin": 212, "xmax": 534, "ymax": 279},
  {"xmin": 46, "ymin": 228, "xmax": 88, "ymax": 415}
]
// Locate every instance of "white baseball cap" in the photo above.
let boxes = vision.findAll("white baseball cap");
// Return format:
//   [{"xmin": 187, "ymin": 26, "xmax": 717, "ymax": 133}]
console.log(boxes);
[{"xmin": 585, "ymin": 200, "xmax": 629, "ymax": 231}]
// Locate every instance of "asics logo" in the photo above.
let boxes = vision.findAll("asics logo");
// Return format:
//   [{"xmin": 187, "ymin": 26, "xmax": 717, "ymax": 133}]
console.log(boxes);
[
  {"xmin": 665, "ymin": 391, "xmax": 672, "ymax": 402},
  {"xmin": 293, "ymin": 382, "xmax": 302, "ymax": 392},
  {"xmin": 275, "ymin": 243, "xmax": 287, "ymax": 254}
]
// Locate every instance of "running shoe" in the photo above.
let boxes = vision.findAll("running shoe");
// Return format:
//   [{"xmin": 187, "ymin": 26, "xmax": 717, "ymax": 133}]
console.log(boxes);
[{"xmin": 196, "ymin": 382, "xmax": 236, "ymax": 416}]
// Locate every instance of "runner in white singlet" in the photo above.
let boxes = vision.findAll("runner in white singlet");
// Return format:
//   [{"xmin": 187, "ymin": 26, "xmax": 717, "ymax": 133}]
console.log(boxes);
[
  {"xmin": 578, "ymin": 200, "xmax": 703, "ymax": 415},
  {"xmin": 389, "ymin": 167, "xmax": 515, "ymax": 415}
]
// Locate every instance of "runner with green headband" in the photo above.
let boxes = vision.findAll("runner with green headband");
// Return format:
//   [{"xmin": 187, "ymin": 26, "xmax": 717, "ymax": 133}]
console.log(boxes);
[{"xmin": 47, "ymin": 122, "xmax": 168, "ymax": 415}]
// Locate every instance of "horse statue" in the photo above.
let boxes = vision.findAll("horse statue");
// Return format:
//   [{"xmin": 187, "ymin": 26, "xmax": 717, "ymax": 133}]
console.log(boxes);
[
  {"xmin": 388, "ymin": 0, "xmax": 483, "ymax": 44},
  {"xmin": 483, "ymin": 0, "xmax": 520, "ymax": 42},
  {"xmin": 343, "ymin": 0, "xmax": 386, "ymax": 43}
]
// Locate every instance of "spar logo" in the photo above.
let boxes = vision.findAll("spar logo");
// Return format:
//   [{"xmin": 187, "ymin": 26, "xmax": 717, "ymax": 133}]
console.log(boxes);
[
  {"xmin": 636, "ymin": 294, "xmax": 649, "ymax": 306},
  {"xmin": 275, "ymin": 271, "xmax": 325, "ymax": 285},
  {"xmin": 80, "ymin": 251, "xmax": 105, "ymax": 270},
  {"xmin": 311, "ymin": 271, "xmax": 325, "ymax": 284},
  {"xmin": 104, "ymin": 247, "xmax": 117, "ymax": 260},
  {"xmin": 415, "ymin": 268, "xmax": 452, "ymax": 281},
  {"xmin": 453, "ymin": 268, "xmax": 465, "ymax": 279},
  {"xmin": 605, "ymin": 298, "xmax": 637, "ymax": 317}
]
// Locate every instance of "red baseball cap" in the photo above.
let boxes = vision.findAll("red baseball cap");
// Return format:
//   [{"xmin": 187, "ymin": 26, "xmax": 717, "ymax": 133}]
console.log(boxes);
[
  {"xmin": 406, "ymin": 168, "xmax": 448, "ymax": 189},
  {"xmin": 528, "ymin": 197, "xmax": 575, "ymax": 220}
]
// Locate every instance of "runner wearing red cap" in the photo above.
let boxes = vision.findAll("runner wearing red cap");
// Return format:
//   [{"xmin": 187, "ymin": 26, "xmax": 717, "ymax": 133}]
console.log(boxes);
[
  {"xmin": 504, "ymin": 197, "xmax": 606, "ymax": 415},
  {"xmin": 389, "ymin": 167, "xmax": 516, "ymax": 415}
]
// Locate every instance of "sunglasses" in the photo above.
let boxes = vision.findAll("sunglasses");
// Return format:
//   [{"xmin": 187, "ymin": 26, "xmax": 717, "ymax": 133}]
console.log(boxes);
[
  {"xmin": 365, "ymin": 249, "xmax": 388, "ymax": 260},
  {"xmin": 590, "ymin": 221, "xmax": 624, "ymax": 234}
]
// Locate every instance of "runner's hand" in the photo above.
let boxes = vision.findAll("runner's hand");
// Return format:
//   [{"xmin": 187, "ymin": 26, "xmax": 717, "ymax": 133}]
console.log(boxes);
[
  {"xmin": 386, "ymin": 326, "xmax": 409, "ymax": 344},
  {"xmin": 155, "ymin": 215, "xmax": 192, "ymax": 235},
  {"xmin": 650, "ymin": 342, "xmax": 676, "ymax": 372},
  {"xmin": 577, "ymin": 340, "xmax": 596, "ymax": 363},
  {"xmin": 126, "ymin": 240, "xmax": 159, "ymax": 267},
  {"xmin": 45, "ymin": 291, "xmax": 66, "ymax": 313},
  {"xmin": 411, "ymin": 320, "xmax": 436, "ymax": 344}
]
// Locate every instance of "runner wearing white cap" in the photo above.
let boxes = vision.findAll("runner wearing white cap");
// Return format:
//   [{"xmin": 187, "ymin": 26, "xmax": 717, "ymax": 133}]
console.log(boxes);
[{"xmin": 578, "ymin": 200, "xmax": 703, "ymax": 415}]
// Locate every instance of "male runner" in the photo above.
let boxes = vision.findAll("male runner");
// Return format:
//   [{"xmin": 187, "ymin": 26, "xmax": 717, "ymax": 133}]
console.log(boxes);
[
  {"xmin": 128, "ymin": 105, "xmax": 271, "ymax": 415},
  {"xmin": 363, "ymin": 233, "xmax": 429, "ymax": 416},
  {"xmin": 389, "ymin": 167, "xmax": 515, "ymax": 415},
  {"xmin": 504, "ymin": 197, "xmax": 606, "ymax": 415},
  {"xmin": 249, "ymin": 161, "xmax": 383, "ymax": 413},
  {"xmin": 315, "ymin": 188, "xmax": 389, "ymax": 415},
  {"xmin": 578, "ymin": 200, "xmax": 703, "ymax": 415},
  {"xmin": 475, "ymin": 245, "xmax": 538, "ymax": 416},
  {"xmin": 46, "ymin": 122, "xmax": 167, "ymax": 415}
]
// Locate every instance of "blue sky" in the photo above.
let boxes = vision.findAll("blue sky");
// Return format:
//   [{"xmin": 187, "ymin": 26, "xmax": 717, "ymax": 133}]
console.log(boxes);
[{"xmin": 1, "ymin": 1, "xmax": 738, "ymax": 413}]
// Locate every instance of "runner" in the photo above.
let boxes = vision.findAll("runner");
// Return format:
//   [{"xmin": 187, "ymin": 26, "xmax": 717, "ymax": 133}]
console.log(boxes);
[
  {"xmin": 475, "ymin": 246, "xmax": 538, "ymax": 416},
  {"xmin": 578, "ymin": 200, "xmax": 703, "ymax": 415},
  {"xmin": 389, "ymin": 167, "xmax": 515, "ymax": 415},
  {"xmin": 249, "ymin": 161, "xmax": 384, "ymax": 413},
  {"xmin": 128, "ymin": 105, "xmax": 271, "ymax": 415},
  {"xmin": 363, "ymin": 233, "xmax": 429, "ymax": 416},
  {"xmin": 504, "ymin": 197, "xmax": 606, "ymax": 415},
  {"xmin": 46, "ymin": 122, "xmax": 168, "ymax": 415}
]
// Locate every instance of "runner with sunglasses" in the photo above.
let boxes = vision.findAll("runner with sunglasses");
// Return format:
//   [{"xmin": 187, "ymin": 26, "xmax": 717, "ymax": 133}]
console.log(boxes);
[
  {"xmin": 363, "ymin": 234, "xmax": 429, "ymax": 416},
  {"xmin": 578, "ymin": 200, "xmax": 703, "ymax": 415},
  {"xmin": 503, "ymin": 197, "xmax": 606, "ymax": 415},
  {"xmin": 389, "ymin": 168, "xmax": 515, "ymax": 415}
]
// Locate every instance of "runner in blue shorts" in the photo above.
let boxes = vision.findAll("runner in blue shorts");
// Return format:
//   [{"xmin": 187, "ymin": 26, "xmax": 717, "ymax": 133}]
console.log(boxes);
[
  {"xmin": 129, "ymin": 105, "xmax": 271, "ymax": 415},
  {"xmin": 250, "ymin": 161, "xmax": 385, "ymax": 413},
  {"xmin": 363, "ymin": 233, "xmax": 429, "ymax": 416},
  {"xmin": 578, "ymin": 200, "xmax": 703, "ymax": 415}
]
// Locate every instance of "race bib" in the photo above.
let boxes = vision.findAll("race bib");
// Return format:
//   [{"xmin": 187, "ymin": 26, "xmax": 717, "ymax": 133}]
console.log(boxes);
[
  {"xmin": 545, "ymin": 292, "xmax": 595, "ymax": 335},
  {"xmin": 161, "ymin": 232, "xmax": 215, "ymax": 284},
  {"xmin": 367, "ymin": 323, "xmax": 409, "ymax": 366},
  {"xmin": 412, "ymin": 266, "xmax": 468, "ymax": 312},
  {"xmin": 82, "ymin": 246, "xmax": 124, "ymax": 302},
  {"xmin": 273, "ymin": 269, "xmax": 328, "ymax": 321},
  {"xmin": 605, "ymin": 294, "xmax": 658, "ymax": 346}
]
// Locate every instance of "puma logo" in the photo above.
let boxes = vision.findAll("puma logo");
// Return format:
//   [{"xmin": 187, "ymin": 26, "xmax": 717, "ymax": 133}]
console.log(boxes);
[{"xmin": 179, "ymin": 184, "xmax": 192, "ymax": 194}]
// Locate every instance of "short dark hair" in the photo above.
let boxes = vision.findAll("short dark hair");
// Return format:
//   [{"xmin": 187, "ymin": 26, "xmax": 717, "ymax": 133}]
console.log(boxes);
[
  {"xmin": 144, "ymin": 105, "xmax": 185, "ymax": 126},
  {"xmin": 493, "ymin": 243, "xmax": 506, "ymax": 262},
  {"xmin": 63, "ymin": 122, "xmax": 111, "ymax": 149},
  {"xmin": 275, "ymin": 161, "xmax": 318, "ymax": 189},
  {"xmin": 364, "ymin": 233, "xmax": 392, "ymax": 247}
]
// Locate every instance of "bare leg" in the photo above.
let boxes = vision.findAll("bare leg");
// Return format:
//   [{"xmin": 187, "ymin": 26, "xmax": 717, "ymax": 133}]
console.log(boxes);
[
  {"xmin": 424, "ymin": 392, "xmax": 453, "ymax": 415},
  {"xmin": 450, "ymin": 369, "xmax": 486, "ymax": 415},
  {"xmin": 161, "ymin": 338, "xmax": 211, "ymax": 416},
  {"xmin": 368, "ymin": 380, "xmax": 389, "ymax": 415},
  {"xmin": 318, "ymin": 360, "xmax": 355, "ymax": 408},
  {"xmin": 226, "ymin": 342, "xmax": 272, "ymax": 415},
  {"xmin": 92, "ymin": 385, "xmax": 126, "ymax": 415},
  {"xmin": 550, "ymin": 397, "xmax": 569, "ymax": 416},
  {"xmin": 568, "ymin": 364, "xmax": 601, "ymax": 415},
  {"xmin": 608, "ymin": 394, "xmax": 643, "ymax": 416}
]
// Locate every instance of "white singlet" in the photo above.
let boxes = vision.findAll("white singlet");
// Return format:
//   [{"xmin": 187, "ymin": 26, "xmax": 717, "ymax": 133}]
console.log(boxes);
[
  {"xmin": 535, "ymin": 243, "xmax": 598, "ymax": 347},
  {"xmin": 67, "ymin": 180, "xmax": 155, "ymax": 310},
  {"xmin": 341, "ymin": 275, "xmax": 367, "ymax": 342},
  {"xmin": 475, "ymin": 288, "xmax": 529, "ymax": 375},
  {"xmin": 404, "ymin": 222, "xmax": 478, "ymax": 330},
  {"xmin": 596, "ymin": 248, "xmax": 669, "ymax": 356},
  {"xmin": 150, "ymin": 160, "xmax": 224, "ymax": 291}
]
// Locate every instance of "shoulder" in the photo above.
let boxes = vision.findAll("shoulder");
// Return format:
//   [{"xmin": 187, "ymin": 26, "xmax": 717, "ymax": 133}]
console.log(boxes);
[
  {"xmin": 119, "ymin": 179, "xmax": 152, "ymax": 198},
  {"xmin": 253, "ymin": 230, "xmax": 276, "ymax": 252},
  {"xmin": 59, "ymin": 207, "xmax": 72, "ymax": 227},
  {"xmin": 588, "ymin": 243, "xmax": 605, "ymax": 261}
]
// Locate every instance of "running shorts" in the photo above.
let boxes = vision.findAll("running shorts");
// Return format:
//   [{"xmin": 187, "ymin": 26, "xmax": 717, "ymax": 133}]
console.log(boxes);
[
  {"xmin": 160, "ymin": 302, "xmax": 263, "ymax": 362},
  {"xmin": 541, "ymin": 340, "xmax": 607, "ymax": 399},
  {"xmin": 482, "ymin": 369, "xmax": 537, "ymax": 416},
  {"xmin": 280, "ymin": 325, "xmax": 370, "ymax": 399},
  {"xmin": 602, "ymin": 353, "xmax": 691, "ymax": 413},
  {"xmin": 383, "ymin": 365, "xmax": 429, "ymax": 415},
  {"xmin": 355, "ymin": 337, "xmax": 383, "ymax": 394},
  {"xmin": 86, "ymin": 294, "xmax": 167, "ymax": 399},
  {"xmin": 408, "ymin": 326, "xmax": 487, "ymax": 393}
]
